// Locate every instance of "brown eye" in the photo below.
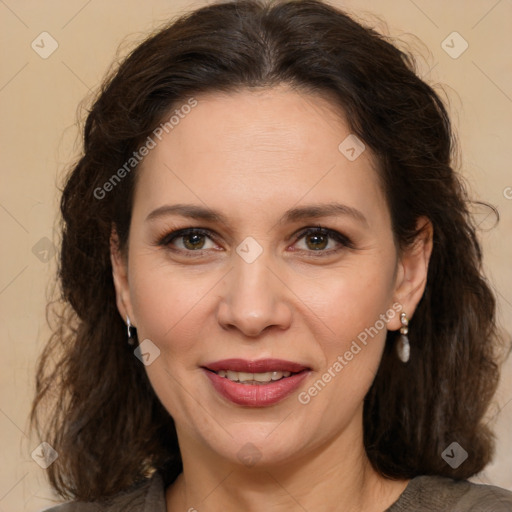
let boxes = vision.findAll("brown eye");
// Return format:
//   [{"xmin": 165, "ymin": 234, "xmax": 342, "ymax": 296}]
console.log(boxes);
[
  {"xmin": 182, "ymin": 233, "xmax": 206, "ymax": 250},
  {"xmin": 159, "ymin": 228, "xmax": 217, "ymax": 253},
  {"xmin": 294, "ymin": 226, "xmax": 353, "ymax": 255},
  {"xmin": 304, "ymin": 232, "xmax": 329, "ymax": 250}
]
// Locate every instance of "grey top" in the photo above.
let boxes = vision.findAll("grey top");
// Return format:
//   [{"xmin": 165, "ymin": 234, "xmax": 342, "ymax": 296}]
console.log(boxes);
[{"xmin": 43, "ymin": 472, "xmax": 512, "ymax": 511}]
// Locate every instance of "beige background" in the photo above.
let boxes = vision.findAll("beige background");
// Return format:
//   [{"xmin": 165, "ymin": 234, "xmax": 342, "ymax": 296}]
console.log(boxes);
[{"xmin": 0, "ymin": 0, "xmax": 511, "ymax": 510}]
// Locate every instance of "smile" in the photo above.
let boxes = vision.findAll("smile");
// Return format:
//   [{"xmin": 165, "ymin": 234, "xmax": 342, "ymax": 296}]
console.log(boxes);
[{"xmin": 202, "ymin": 359, "xmax": 311, "ymax": 406}]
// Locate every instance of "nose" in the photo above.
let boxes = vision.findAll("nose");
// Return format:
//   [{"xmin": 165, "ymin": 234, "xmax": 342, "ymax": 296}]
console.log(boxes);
[{"xmin": 216, "ymin": 251, "xmax": 293, "ymax": 337}]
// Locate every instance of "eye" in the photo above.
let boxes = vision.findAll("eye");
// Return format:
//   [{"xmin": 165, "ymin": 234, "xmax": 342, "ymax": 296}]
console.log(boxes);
[
  {"xmin": 293, "ymin": 226, "xmax": 354, "ymax": 255},
  {"xmin": 157, "ymin": 225, "xmax": 354, "ymax": 258},
  {"xmin": 159, "ymin": 228, "xmax": 218, "ymax": 253}
]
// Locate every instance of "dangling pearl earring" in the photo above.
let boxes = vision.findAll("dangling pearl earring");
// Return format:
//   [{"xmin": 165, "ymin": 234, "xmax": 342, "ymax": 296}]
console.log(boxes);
[
  {"xmin": 396, "ymin": 312, "xmax": 410, "ymax": 363},
  {"xmin": 126, "ymin": 316, "xmax": 135, "ymax": 346}
]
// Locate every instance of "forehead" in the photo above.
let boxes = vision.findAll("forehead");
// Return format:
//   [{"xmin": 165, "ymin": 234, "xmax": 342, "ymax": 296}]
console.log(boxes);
[{"xmin": 133, "ymin": 86, "xmax": 388, "ymax": 229}]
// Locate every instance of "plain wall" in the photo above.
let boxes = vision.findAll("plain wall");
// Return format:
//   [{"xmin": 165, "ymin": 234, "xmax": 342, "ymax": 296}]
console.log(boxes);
[{"xmin": 0, "ymin": 1, "xmax": 511, "ymax": 510}]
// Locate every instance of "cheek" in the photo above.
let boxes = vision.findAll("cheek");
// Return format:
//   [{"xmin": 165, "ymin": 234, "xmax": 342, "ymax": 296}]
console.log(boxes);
[
  {"xmin": 292, "ymin": 271, "xmax": 394, "ymax": 421},
  {"xmin": 128, "ymin": 235, "xmax": 397, "ymax": 344},
  {"xmin": 295, "ymin": 260, "xmax": 395, "ymax": 340},
  {"xmin": 291, "ymin": 261, "xmax": 396, "ymax": 408},
  {"xmin": 127, "ymin": 256, "xmax": 212, "ymax": 356},
  {"xmin": 127, "ymin": 258, "xmax": 216, "ymax": 420}
]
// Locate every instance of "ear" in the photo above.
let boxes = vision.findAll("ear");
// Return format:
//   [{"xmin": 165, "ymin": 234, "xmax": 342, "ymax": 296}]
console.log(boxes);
[
  {"xmin": 110, "ymin": 225, "xmax": 136, "ymax": 326},
  {"xmin": 388, "ymin": 217, "xmax": 433, "ymax": 330}
]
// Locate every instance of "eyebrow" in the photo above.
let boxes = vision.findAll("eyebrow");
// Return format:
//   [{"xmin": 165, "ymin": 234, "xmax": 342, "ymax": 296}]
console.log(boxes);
[{"xmin": 145, "ymin": 202, "xmax": 368, "ymax": 227}]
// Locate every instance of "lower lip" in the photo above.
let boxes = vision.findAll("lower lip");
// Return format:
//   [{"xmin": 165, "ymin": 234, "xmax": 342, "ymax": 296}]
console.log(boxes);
[{"xmin": 203, "ymin": 369, "xmax": 309, "ymax": 407}]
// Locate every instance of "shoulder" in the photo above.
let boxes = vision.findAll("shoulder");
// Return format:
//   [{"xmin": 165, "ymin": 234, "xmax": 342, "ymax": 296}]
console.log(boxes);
[
  {"xmin": 39, "ymin": 471, "xmax": 166, "ymax": 512},
  {"xmin": 454, "ymin": 478, "xmax": 512, "ymax": 511},
  {"xmin": 388, "ymin": 475, "xmax": 512, "ymax": 511}
]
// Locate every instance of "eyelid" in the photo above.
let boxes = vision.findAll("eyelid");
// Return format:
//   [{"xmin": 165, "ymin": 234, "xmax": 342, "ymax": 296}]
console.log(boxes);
[{"xmin": 157, "ymin": 227, "xmax": 220, "ymax": 247}]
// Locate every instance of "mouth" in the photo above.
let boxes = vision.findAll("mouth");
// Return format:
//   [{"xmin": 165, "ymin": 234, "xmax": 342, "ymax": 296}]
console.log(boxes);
[{"xmin": 201, "ymin": 358, "xmax": 311, "ymax": 406}]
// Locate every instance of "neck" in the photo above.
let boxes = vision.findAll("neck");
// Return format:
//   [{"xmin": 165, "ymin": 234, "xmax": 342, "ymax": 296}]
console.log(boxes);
[{"xmin": 166, "ymin": 418, "xmax": 408, "ymax": 512}]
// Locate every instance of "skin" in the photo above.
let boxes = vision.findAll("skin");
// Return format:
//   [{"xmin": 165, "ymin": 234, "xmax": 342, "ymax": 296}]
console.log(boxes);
[{"xmin": 111, "ymin": 85, "xmax": 433, "ymax": 512}]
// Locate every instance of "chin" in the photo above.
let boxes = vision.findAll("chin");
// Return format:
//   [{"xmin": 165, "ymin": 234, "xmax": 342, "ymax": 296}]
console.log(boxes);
[{"xmin": 195, "ymin": 419, "xmax": 321, "ymax": 470}]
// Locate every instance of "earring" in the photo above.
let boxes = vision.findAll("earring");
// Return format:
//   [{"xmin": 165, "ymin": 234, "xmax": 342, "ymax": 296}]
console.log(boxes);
[
  {"xmin": 126, "ymin": 316, "xmax": 135, "ymax": 346},
  {"xmin": 396, "ymin": 312, "xmax": 410, "ymax": 363}
]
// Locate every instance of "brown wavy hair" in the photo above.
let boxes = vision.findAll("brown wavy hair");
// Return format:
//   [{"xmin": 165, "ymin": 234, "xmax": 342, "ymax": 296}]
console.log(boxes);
[{"xmin": 31, "ymin": 0, "xmax": 504, "ymax": 501}]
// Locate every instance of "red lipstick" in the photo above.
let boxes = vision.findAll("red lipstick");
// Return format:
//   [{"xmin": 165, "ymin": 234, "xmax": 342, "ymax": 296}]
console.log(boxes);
[
  {"xmin": 204, "ymin": 358, "xmax": 308, "ymax": 373},
  {"xmin": 202, "ymin": 358, "xmax": 310, "ymax": 407}
]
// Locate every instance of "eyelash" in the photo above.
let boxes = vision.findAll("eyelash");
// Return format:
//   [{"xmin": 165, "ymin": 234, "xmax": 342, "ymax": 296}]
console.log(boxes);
[{"xmin": 157, "ymin": 225, "xmax": 354, "ymax": 258}]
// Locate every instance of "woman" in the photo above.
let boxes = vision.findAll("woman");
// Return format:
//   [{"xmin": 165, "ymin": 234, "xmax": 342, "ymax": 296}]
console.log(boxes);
[{"xmin": 32, "ymin": 0, "xmax": 512, "ymax": 510}]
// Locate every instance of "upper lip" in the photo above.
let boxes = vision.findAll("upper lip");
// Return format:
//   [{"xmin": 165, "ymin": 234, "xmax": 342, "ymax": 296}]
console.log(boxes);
[{"xmin": 203, "ymin": 358, "xmax": 309, "ymax": 373}]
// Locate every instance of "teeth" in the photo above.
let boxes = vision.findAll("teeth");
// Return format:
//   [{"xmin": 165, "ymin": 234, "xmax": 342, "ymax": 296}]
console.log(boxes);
[
  {"xmin": 226, "ymin": 370, "xmax": 238, "ymax": 381},
  {"xmin": 216, "ymin": 370, "xmax": 292, "ymax": 383},
  {"xmin": 255, "ymin": 372, "xmax": 274, "ymax": 382},
  {"xmin": 238, "ymin": 372, "xmax": 254, "ymax": 382}
]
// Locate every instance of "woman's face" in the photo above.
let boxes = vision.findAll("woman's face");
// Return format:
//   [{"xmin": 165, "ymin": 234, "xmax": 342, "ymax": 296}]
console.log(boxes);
[{"xmin": 112, "ymin": 86, "xmax": 425, "ymax": 468}]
